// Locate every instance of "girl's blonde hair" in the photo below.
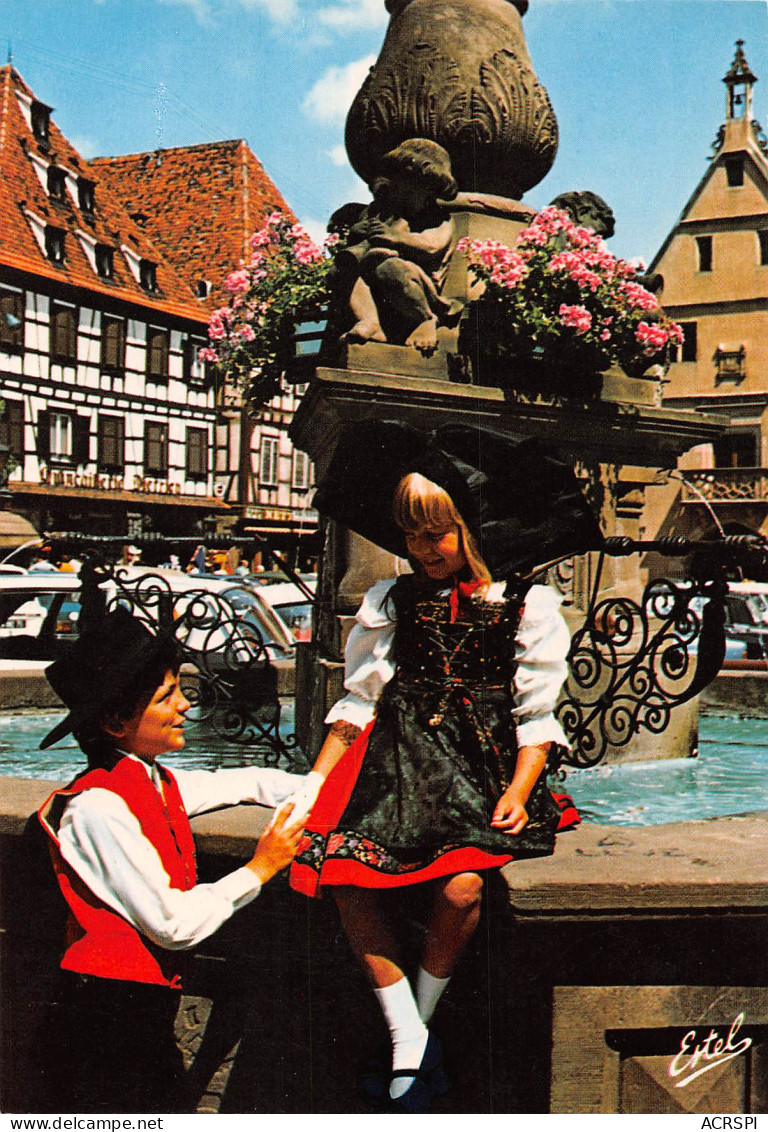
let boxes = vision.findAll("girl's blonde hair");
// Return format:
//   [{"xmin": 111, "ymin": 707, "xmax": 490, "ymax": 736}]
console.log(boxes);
[{"xmin": 393, "ymin": 473, "xmax": 492, "ymax": 587}]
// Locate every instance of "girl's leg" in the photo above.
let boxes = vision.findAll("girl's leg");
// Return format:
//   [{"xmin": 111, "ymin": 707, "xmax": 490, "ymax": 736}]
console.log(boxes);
[
  {"xmin": 334, "ymin": 886, "xmax": 428, "ymax": 1099},
  {"xmin": 417, "ymin": 871, "xmax": 484, "ymax": 1021}
]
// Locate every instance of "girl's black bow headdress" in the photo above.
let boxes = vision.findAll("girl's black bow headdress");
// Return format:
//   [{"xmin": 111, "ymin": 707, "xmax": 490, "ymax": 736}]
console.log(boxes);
[{"xmin": 312, "ymin": 418, "xmax": 604, "ymax": 578}]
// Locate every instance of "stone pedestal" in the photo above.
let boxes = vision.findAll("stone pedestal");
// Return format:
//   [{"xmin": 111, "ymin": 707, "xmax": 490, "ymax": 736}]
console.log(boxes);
[{"xmin": 289, "ymin": 206, "xmax": 725, "ymax": 762}]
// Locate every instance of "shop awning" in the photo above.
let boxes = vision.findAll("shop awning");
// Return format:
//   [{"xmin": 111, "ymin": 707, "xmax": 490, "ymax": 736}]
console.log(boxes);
[
  {"xmin": 9, "ymin": 482, "xmax": 230, "ymax": 511},
  {"xmin": 0, "ymin": 510, "xmax": 40, "ymax": 548}
]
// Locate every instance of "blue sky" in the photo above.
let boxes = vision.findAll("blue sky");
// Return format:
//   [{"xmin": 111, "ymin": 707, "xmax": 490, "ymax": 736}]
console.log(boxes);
[{"xmin": 2, "ymin": 0, "xmax": 767, "ymax": 265}]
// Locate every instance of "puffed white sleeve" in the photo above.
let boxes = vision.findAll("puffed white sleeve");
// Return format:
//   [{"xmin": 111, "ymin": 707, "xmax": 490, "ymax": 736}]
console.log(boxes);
[
  {"xmin": 512, "ymin": 584, "xmax": 571, "ymax": 749},
  {"xmin": 325, "ymin": 578, "xmax": 398, "ymax": 731}
]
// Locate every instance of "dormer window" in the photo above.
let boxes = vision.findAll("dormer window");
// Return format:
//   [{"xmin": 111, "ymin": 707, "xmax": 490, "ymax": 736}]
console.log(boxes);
[
  {"xmin": 31, "ymin": 102, "xmax": 50, "ymax": 147},
  {"xmin": 45, "ymin": 226, "xmax": 66, "ymax": 265},
  {"xmin": 196, "ymin": 279, "xmax": 212, "ymax": 300},
  {"xmin": 139, "ymin": 260, "xmax": 157, "ymax": 292},
  {"xmin": 78, "ymin": 178, "xmax": 95, "ymax": 216},
  {"xmin": 47, "ymin": 165, "xmax": 67, "ymax": 201},
  {"xmin": 95, "ymin": 245, "xmax": 114, "ymax": 279}
]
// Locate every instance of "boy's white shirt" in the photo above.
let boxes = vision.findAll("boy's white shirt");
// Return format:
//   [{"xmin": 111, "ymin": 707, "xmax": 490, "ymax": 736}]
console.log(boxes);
[{"xmin": 56, "ymin": 760, "xmax": 305, "ymax": 950}]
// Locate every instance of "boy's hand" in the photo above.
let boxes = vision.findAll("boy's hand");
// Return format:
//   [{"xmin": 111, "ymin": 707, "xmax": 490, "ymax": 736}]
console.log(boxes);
[
  {"xmin": 246, "ymin": 802, "xmax": 305, "ymax": 885},
  {"xmin": 283, "ymin": 770, "xmax": 324, "ymax": 824}
]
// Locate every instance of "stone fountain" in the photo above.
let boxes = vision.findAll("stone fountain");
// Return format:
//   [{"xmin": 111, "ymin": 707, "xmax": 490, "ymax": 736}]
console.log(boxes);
[{"xmin": 290, "ymin": 0, "xmax": 723, "ymax": 765}]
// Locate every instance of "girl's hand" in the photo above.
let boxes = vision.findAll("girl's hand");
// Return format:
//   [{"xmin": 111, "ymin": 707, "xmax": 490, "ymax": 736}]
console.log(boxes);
[{"xmin": 491, "ymin": 787, "xmax": 530, "ymax": 835}]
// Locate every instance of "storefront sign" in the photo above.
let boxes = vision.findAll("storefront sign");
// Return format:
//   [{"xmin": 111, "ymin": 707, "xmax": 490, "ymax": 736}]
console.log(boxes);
[
  {"xmin": 245, "ymin": 506, "xmax": 294, "ymax": 522},
  {"xmin": 39, "ymin": 468, "xmax": 183, "ymax": 496},
  {"xmin": 40, "ymin": 468, "xmax": 124, "ymax": 491},
  {"xmin": 132, "ymin": 477, "xmax": 182, "ymax": 496}
]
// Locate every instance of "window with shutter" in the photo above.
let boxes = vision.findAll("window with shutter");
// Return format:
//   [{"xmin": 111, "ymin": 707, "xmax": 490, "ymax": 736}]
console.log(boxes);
[
  {"xmin": 73, "ymin": 415, "xmax": 91, "ymax": 467},
  {"xmin": 0, "ymin": 400, "xmax": 24, "ymax": 459},
  {"xmin": 101, "ymin": 316, "xmax": 125, "ymax": 373},
  {"xmin": 147, "ymin": 327, "xmax": 169, "ymax": 380},
  {"xmin": 50, "ymin": 303, "xmax": 77, "ymax": 363},
  {"xmin": 145, "ymin": 421, "xmax": 168, "ymax": 475},
  {"xmin": 0, "ymin": 289, "xmax": 24, "ymax": 350},
  {"xmin": 36, "ymin": 409, "xmax": 50, "ymax": 462},
  {"xmin": 292, "ymin": 450, "xmax": 310, "ymax": 490},
  {"xmin": 260, "ymin": 436, "xmax": 279, "ymax": 486},
  {"xmin": 98, "ymin": 415, "xmax": 124, "ymax": 472},
  {"xmin": 186, "ymin": 428, "xmax": 208, "ymax": 479}
]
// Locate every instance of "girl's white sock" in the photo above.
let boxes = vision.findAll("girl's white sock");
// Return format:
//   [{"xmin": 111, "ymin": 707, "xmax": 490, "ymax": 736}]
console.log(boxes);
[
  {"xmin": 415, "ymin": 965, "xmax": 451, "ymax": 1023},
  {"xmin": 373, "ymin": 976, "xmax": 429, "ymax": 1099}
]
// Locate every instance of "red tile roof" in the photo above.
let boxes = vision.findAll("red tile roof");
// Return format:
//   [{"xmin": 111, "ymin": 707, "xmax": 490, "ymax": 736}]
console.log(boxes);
[
  {"xmin": 91, "ymin": 141, "xmax": 296, "ymax": 310},
  {"xmin": 0, "ymin": 66, "xmax": 207, "ymax": 324}
]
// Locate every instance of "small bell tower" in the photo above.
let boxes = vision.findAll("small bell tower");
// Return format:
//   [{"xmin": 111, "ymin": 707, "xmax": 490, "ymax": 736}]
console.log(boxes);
[{"xmin": 724, "ymin": 39, "xmax": 757, "ymax": 123}]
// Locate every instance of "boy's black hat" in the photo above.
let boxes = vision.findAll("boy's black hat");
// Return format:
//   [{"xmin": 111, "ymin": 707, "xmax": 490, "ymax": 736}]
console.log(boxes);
[
  {"xmin": 312, "ymin": 418, "xmax": 604, "ymax": 578},
  {"xmin": 40, "ymin": 607, "xmax": 178, "ymax": 750}
]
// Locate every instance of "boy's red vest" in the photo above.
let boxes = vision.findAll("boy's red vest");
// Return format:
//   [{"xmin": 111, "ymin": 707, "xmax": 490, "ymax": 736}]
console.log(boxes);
[{"xmin": 38, "ymin": 756, "xmax": 197, "ymax": 987}]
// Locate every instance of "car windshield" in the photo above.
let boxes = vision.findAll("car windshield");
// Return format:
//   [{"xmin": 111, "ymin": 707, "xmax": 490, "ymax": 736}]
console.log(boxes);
[
  {"xmin": 0, "ymin": 587, "xmax": 80, "ymax": 659},
  {"xmin": 273, "ymin": 601, "xmax": 313, "ymax": 641}
]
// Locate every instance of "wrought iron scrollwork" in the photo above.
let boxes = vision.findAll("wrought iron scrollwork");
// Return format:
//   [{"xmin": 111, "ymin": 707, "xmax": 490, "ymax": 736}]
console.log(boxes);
[
  {"xmin": 556, "ymin": 534, "xmax": 768, "ymax": 768},
  {"xmin": 78, "ymin": 555, "xmax": 301, "ymax": 766}
]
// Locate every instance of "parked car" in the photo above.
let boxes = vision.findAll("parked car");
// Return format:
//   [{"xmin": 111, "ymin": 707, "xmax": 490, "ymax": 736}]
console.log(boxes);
[
  {"xmin": 0, "ymin": 569, "xmax": 294, "ymax": 665},
  {"xmin": 722, "ymin": 582, "xmax": 768, "ymax": 661},
  {"xmin": 255, "ymin": 579, "xmax": 316, "ymax": 642}
]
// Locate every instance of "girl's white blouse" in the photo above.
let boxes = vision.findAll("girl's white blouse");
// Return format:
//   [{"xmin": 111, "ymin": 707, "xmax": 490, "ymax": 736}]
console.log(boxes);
[{"xmin": 326, "ymin": 579, "xmax": 571, "ymax": 750}]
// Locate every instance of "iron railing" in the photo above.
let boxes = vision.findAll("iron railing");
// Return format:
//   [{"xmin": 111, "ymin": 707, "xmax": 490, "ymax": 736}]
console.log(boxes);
[
  {"xmin": 78, "ymin": 553, "xmax": 304, "ymax": 768},
  {"xmin": 556, "ymin": 534, "xmax": 768, "ymax": 767}
]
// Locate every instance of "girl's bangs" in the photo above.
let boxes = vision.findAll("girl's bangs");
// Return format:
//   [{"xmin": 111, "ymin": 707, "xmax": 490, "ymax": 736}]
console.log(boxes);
[{"xmin": 394, "ymin": 475, "xmax": 458, "ymax": 533}]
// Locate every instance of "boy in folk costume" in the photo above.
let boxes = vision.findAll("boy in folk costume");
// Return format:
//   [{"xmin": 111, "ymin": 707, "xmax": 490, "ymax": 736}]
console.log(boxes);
[{"xmin": 37, "ymin": 607, "xmax": 309, "ymax": 1113}]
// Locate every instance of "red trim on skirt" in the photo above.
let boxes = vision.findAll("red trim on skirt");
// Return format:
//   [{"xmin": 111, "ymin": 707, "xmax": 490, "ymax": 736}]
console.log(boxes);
[{"xmin": 288, "ymin": 721, "xmax": 580, "ymax": 899}]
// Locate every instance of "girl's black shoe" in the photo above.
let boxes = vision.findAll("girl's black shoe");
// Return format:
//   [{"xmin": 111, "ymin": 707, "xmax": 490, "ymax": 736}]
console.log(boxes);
[{"xmin": 378, "ymin": 1033, "xmax": 451, "ymax": 1114}]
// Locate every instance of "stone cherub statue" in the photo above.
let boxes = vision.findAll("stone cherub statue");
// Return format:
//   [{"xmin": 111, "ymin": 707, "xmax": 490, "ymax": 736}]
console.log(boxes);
[
  {"xmin": 327, "ymin": 138, "xmax": 462, "ymax": 355},
  {"xmin": 549, "ymin": 190, "xmax": 616, "ymax": 239}
]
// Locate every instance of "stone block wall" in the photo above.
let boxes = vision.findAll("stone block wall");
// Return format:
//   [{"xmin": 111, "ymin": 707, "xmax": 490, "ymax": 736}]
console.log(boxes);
[{"xmin": 2, "ymin": 777, "xmax": 768, "ymax": 1114}]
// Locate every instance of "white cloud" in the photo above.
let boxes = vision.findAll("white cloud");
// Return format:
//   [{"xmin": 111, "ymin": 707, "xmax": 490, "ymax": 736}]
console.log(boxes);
[
  {"xmin": 157, "ymin": 0, "xmax": 299, "ymax": 23},
  {"xmin": 71, "ymin": 134, "xmax": 101, "ymax": 160},
  {"xmin": 236, "ymin": 0, "xmax": 300, "ymax": 20},
  {"xmin": 302, "ymin": 54, "xmax": 375, "ymax": 124},
  {"xmin": 317, "ymin": 0, "xmax": 388, "ymax": 31},
  {"xmin": 301, "ymin": 217, "xmax": 330, "ymax": 247},
  {"xmin": 158, "ymin": 0, "xmax": 212, "ymax": 23}
]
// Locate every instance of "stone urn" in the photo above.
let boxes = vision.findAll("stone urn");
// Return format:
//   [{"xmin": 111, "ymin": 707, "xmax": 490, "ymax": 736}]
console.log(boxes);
[{"xmin": 344, "ymin": 0, "xmax": 558, "ymax": 201}]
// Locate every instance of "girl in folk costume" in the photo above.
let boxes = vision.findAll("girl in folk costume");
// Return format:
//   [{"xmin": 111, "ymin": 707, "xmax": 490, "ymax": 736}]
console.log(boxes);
[
  {"xmin": 287, "ymin": 419, "xmax": 603, "ymax": 1113},
  {"xmin": 37, "ymin": 607, "xmax": 309, "ymax": 1113}
]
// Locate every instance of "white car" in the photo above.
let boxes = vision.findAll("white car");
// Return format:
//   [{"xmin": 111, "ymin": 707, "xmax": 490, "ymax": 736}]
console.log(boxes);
[
  {"xmin": 0, "ymin": 568, "xmax": 295, "ymax": 665},
  {"xmin": 255, "ymin": 578, "xmax": 316, "ymax": 642}
]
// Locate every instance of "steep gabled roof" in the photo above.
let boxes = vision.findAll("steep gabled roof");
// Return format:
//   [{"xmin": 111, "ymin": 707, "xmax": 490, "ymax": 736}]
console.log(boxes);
[
  {"xmin": 0, "ymin": 65, "xmax": 206, "ymax": 324},
  {"xmin": 91, "ymin": 141, "xmax": 295, "ymax": 310},
  {"xmin": 649, "ymin": 43, "xmax": 768, "ymax": 275},
  {"xmin": 649, "ymin": 138, "xmax": 768, "ymax": 275}
]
